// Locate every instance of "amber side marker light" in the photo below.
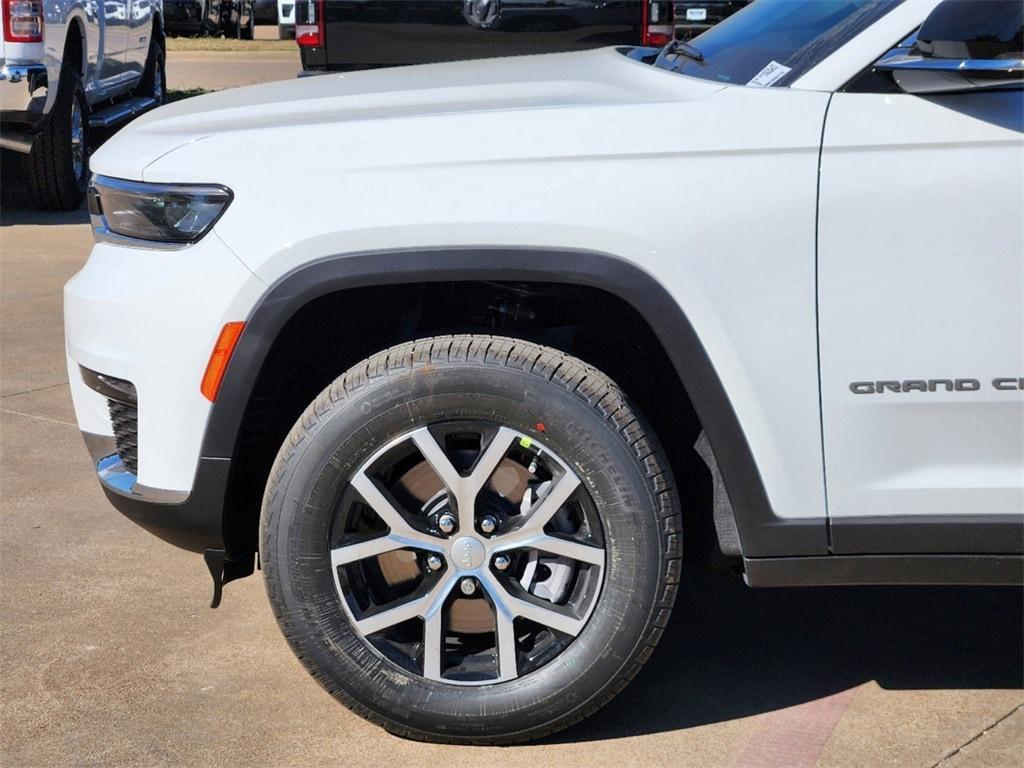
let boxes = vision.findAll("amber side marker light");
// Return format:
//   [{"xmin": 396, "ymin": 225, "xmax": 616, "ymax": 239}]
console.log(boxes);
[{"xmin": 201, "ymin": 322, "xmax": 245, "ymax": 402}]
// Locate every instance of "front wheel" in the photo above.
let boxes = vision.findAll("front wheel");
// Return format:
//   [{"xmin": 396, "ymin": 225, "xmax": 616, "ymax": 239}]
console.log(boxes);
[
  {"xmin": 240, "ymin": 3, "xmax": 255, "ymax": 39},
  {"xmin": 26, "ymin": 64, "xmax": 89, "ymax": 211},
  {"xmin": 137, "ymin": 33, "xmax": 166, "ymax": 106},
  {"xmin": 260, "ymin": 335, "xmax": 681, "ymax": 744}
]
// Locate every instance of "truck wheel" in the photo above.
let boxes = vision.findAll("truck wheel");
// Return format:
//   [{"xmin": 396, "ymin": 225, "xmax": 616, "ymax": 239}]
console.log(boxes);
[
  {"xmin": 261, "ymin": 335, "xmax": 681, "ymax": 744},
  {"xmin": 138, "ymin": 34, "xmax": 166, "ymax": 106},
  {"xmin": 229, "ymin": 5, "xmax": 241, "ymax": 38},
  {"xmin": 277, "ymin": 24, "xmax": 293, "ymax": 39},
  {"xmin": 241, "ymin": 4, "xmax": 255, "ymax": 39},
  {"xmin": 26, "ymin": 64, "xmax": 89, "ymax": 211}
]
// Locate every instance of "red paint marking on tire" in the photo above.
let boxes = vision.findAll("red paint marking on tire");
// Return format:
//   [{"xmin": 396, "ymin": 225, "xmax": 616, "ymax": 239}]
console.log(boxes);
[{"xmin": 729, "ymin": 686, "xmax": 861, "ymax": 768}]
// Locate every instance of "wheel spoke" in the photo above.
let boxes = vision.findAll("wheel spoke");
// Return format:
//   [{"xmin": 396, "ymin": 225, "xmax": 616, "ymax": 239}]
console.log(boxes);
[
  {"xmin": 411, "ymin": 428, "xmax": 463, "ymax": 501},
  {"xmin": 331, "ymin": 535, "xmax": 405, "ymax": 567},
  {"xmin": 479, "ymin": 570, "xmax": 586, "ymax": 637},
  {"xmin": 494, "ymin": 533, "xmax": 604, "ymax": 566},
  {"xmin": 466, "ymin": 427, "xmax": 518, "ymax": 494},
  {"xmin": 493, "ymin": 597, "xmax": 519, "ymax": 681},
  {"xmin": 355, "ymin": 574, "xmax": 454, "ymax": 636},
  {"xmin": 422, "ymin": 604, "xmax": 445, "ymax": 681},
  {"xmin": 350, "ymin": 470, "xmax": 423, "ymax": 540},
  {"xmin": 331, "ymin": 531, "xmax": 443, "ymax": 567},
  {"xmin": 516, "ymin": 469, "xmax": 581, "ymax": 536},
  {"xmin": 412, "ymin": 426, "xmax": 516, "ymax": 535}
]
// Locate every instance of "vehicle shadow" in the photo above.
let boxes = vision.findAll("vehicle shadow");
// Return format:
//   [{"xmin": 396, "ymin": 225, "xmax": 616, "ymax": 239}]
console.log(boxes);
[
  {"xmin": 0, "ymin": 164, "xmax": 89, "ymax": 226},
  {"xmin": 0, "ymin": 127, "xmax": 120, "ymax": 226},
  {"xmin": 547, "ymin": 565, "xmax": 1023, "ymax": 743}
]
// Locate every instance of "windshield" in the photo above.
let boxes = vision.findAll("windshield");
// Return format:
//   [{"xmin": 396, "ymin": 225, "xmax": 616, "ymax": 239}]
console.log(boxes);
[{"xmin": 654, "ymin": 0, "xmax": 906, "ymax": 87}]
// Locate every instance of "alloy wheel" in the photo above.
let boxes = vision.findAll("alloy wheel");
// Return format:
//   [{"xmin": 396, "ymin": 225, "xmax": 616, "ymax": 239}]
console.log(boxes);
[
  {"xmin": 70, "ymin": 98, "xmax": 84, "ymax": 181},
  {"xmin": 329, "ymin": 424, "xmax": 606, "ymax": 685}
]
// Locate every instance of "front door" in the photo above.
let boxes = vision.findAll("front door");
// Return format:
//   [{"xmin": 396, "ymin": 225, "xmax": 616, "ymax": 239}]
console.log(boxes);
[
  {"xmin": 100, "ymin": 0, "xmax": 130, "ymax": 82},
  {"xmin": 125, "ymin": 0, "xmax": 152, "ymax": 79},
  {"xmin": 817, "ymin": 81, "xmax": 1023, "ymax": 552}
]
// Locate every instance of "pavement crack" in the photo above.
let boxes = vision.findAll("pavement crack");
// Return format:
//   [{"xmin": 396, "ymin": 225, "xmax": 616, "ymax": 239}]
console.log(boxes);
[
  {"xmin": 1, "ymin": 408, "xmax": 77, "ymax": 428},
  {"xmin": 930, "ymin": 703, "xmax": 1024, "ymax": 767},
  {"xmin": 1, "ymin": 381, "xmax": 69, "ymax": 399}
]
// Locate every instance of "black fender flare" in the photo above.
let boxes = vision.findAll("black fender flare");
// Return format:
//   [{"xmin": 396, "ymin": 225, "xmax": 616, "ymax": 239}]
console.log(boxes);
[{"xmin": 202, "ymin": 247, "xmax": 827, "ymax": 558}]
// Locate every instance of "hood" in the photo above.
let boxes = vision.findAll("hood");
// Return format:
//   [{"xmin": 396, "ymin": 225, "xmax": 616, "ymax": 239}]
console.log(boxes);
[{"xmin": 91, "ymin": 47, "xmax": 723, "ymax": 180}]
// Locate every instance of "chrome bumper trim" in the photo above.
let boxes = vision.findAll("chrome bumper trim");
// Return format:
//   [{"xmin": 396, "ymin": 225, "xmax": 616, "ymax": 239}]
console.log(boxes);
[
  {"xmin": 83, "ymin": 431, "xmax": 190, "ymax": 504},
  {"xmin": 0, "ymin": 63, "xmax": 48, "ymax": 113}
]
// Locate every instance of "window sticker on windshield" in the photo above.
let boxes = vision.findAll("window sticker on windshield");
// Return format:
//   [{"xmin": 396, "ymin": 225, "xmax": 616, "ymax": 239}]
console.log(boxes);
[{"xmin": 747, "ymin": 61, "xmax": 792, "ymax": 88}]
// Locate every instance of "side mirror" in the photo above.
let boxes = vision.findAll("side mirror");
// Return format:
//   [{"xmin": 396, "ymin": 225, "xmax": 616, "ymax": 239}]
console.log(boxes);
[{"xmin": 875, "ymin": 0, "xmax": 1023, "ymax": 94}]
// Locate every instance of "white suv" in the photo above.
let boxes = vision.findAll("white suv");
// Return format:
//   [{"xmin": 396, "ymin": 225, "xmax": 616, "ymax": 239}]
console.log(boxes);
[{"xmin": 64, "ymin": 0, "xmax": 1023, "ymax": 745}]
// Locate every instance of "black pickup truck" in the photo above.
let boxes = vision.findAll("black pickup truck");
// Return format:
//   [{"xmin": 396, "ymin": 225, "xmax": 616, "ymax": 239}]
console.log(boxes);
[{"xmin": 297, "ymin": 1, "xmax": 677, "ymax": 72}]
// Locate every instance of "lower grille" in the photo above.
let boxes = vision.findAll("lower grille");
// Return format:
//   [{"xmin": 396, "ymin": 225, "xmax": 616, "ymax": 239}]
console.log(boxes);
[{"xmin": 108, "ymin": 400, "xmax": 139, "ymax": 475}]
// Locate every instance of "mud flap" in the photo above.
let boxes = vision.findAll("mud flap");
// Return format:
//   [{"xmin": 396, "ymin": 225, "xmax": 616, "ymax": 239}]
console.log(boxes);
[
  {"xmin": 694, "ymin": 431, "xmax": 742, "ymax": 557},
  {"xmin": 203, "ymin": 549, "xmax": 256, "ymax": 608}
]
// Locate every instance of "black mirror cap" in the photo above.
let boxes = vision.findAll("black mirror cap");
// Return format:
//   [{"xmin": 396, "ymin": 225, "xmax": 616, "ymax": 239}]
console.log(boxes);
[{"xmin": 917, "ymin": 0, "xmax": 1023, "ymax": 60}]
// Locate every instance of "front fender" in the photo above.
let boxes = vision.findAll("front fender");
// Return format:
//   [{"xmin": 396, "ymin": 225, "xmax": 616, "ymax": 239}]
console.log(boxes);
[{"xmin": 201, "ymin": 246, "xmax": 827, "ymax": 557}]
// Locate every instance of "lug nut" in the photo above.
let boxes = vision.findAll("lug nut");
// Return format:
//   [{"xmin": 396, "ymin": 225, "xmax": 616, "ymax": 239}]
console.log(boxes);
[
  {"xmin": 425, "ymin": 554, "xmax": 443, "ymax": 572},
  {"xmin": 459, "ymin": 578, "xmax": 477, "ymax": 596},
  {"xmin": 480, "ymin": 515, "xmax": 498, "ymax": 534},
  {"xmin": 437, "ymin": 513, "xmax": 456, "ymax": 534},
  {"xmin": 493, "ymin": 554, "xmax": 511, "ymax": 571}
]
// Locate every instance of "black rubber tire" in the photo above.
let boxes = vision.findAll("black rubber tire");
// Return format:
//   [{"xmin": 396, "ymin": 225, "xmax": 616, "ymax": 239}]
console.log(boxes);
[
  {"xmin": 241, "ymin": 4, "xmax": 255, "ymax": 39},
  {"xmin": 261, "ymin": 335, "xmax": 682, "ymax": 745},
  {"xmin": 26, "ymin": 64, "xmax": 89, "ymax": 211},
  {"xmin": 137, "ymin": 33, "xmax": 166, "ymax": 106},
  {"xmin": 199, "ymin": 1, "xmax": 213, "ymax": 37}
]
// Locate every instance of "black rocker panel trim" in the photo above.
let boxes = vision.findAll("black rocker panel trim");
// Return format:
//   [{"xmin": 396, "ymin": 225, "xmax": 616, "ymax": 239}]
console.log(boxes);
[
  {"xmin": 744, "ymin": 554, "xmax": 1024, "ymax": 587},
  {"xmin": 201, "ymin": 247, "xmax": 828, "ymax": 558},
  {"xmin": 830, "ymin": 516, "xmax": 1024, "ymax": 555}
]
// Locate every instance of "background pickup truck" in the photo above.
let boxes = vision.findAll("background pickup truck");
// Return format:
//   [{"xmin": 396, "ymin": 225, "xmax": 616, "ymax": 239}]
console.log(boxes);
[
  {"xmin": 296, "ymin": 0, "xmax": 676, "ymax": 72},
  {"xmin": 0, "ymin": 0, "xmax": 166, "ymax": 210},
  {"xmin": 163, "ymin": 0, "xmax": 255, "ymax": 39}
]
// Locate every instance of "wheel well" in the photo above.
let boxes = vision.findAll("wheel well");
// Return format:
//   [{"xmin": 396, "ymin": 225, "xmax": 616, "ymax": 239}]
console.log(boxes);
[
  {"xmin": 221, "ymin": 282, "xmax": 722, "ymax": 569},
  {"xmin": 64, "ymin": 18, "xmax": 85, "ymax": 75}
]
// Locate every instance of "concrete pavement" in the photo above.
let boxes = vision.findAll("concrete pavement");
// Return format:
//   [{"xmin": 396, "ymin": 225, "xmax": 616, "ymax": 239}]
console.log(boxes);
[{"xmin": 1, "ymin": 44, "xmax": 1023, "ymax": 765}]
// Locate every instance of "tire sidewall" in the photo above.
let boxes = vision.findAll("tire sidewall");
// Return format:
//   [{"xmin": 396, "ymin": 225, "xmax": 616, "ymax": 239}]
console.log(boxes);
[
  {"xmin": 243, "ymin": 3, "xmax": 255, "ymax": 38},
  {"xmin": 262, "ymin": 361, "xmax": 667, "ymax": 741}
]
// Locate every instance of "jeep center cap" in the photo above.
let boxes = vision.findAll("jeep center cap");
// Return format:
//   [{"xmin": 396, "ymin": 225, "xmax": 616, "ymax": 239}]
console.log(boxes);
[{"xmin": 452, "ymin": 536, "xmax": 486, "ymax": 570}]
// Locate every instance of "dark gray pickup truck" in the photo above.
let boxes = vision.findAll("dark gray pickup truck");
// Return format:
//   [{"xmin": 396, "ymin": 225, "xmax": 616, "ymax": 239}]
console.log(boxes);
[{"xmin": 296, "ymin": 0, "xmax": 676, "ymax": 72}]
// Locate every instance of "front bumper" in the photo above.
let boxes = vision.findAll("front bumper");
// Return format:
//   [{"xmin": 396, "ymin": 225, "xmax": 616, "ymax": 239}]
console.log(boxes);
[
  {"xmin": 65, "ymin": 228, "xmax": 266, "ymax": 550},
  {"xmin": 0, "ymin": 62, "xmax": 47, "ymax": 112},
  {"xmin": 84, "ymin": 432, "xmax": 230, "ymax": 552}
]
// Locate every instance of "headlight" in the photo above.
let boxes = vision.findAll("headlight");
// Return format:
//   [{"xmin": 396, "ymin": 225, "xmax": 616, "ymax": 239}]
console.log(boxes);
[{"xmin": 88, "ymin": 175, "xmax": 233, "ymax": 247}]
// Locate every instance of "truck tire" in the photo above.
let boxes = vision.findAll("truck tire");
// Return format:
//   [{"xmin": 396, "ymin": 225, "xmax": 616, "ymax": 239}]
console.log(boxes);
[
  {"xmin": 137, "ymin": 34, "xmax": 166, "ymax": 106},
  {"xmin": 26, "ymin": 64, "xmax": 89, "ymax": 211},
  {"xmin": 229, "ymin": 4, "xmax": 241, "ymax": 38},
  {"xmin": 241, "ymin": 4, "xmax": 255, "ymax": 39},
  {"xmin": 261, "ymin": 335, "xmax": 682, "ymax": 744}
]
